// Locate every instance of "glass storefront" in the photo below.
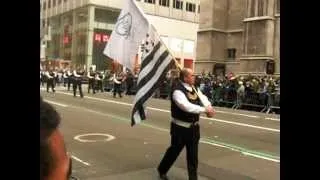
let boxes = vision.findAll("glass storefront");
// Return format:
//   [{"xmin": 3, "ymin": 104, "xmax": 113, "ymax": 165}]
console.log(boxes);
[
  {"xmin": 62, "ymin": 14, "xmax": 73, "ymax": 61},
  {"xmin": 92, "ymin": 29, "xmax": 112, "ymax": 71},
  {"xmin": 92, "ymin": 8, "xmax": 119, "ymax": 71},
  {"xmin": 73, "ymin": 9, "xmax": 88, "ymax": 67}
]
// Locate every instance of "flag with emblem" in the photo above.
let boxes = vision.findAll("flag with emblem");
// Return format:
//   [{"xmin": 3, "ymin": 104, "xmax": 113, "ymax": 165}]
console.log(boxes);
[
  {"xmin": 131, "ymin": 25, "xmax": 175, "ymax": 126},
  {"xmin": 103, "ymin": 0, "xmax": 149, "ymax": 71}
]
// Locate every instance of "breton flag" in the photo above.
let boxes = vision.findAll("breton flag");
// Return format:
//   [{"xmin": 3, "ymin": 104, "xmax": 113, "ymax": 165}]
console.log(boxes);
[
  {"xmin": 102, "ymin": 0, "xmax": 176, "ymax": 126},
  {"xmin": 131, "ymin": 25, "xmax": 175, "ymax": 126},
  {"xmin": 103, "ymin": 0, "xmax": 149, "ymax": 71}
]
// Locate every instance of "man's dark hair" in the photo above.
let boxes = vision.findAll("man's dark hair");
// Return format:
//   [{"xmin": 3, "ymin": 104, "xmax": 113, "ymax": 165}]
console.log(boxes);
[{"xmin": 40, "ymin": 97, "xmax": 61, "ymax": 179}]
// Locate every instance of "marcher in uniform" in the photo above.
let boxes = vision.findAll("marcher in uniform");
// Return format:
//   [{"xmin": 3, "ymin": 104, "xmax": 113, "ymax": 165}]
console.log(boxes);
[
  {"xmin": 87, "ymin": 67, "xmax": 96, "ymax": 94},
  {"xmin": 157, "ymin": 68, "xmax": 215, "ymax": 180},
  {"xmin": 72, "ymin": 67, "xmax": 84, "ymax": 98}
]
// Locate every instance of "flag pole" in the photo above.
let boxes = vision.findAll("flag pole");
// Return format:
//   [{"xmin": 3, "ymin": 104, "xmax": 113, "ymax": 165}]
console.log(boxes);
[
  {"xmin": 150, "ymin": 25, "xmax": 207, "ymax": 106},
  {"xmin": 150, "ymin": 24, "xmax": 182, "ymax": 70}
]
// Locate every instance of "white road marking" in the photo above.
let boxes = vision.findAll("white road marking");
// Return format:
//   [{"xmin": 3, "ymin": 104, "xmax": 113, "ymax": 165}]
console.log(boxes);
[
  {"xmin": 42, "ymin": 89, "xmax": 281, "ymax": 122},
  {"xmin": 47, "ymin": 91, "xmax": 279, "ymax": 132},
  {"xmin": 215, "ymin": 110, "xmax": 259, "ymax": 118},
  {"xmin": 48, "ymin": 100, "xmax": 280, "ymax": 163},
  {"xmin": 74, "ymin": 133, "xmax": 115, "ymax": 143},
  {"xmin": 147, "ymin": 107, "xmax": 170, "ymax": 113},
  {"xmin": 44, "ymin": 100, "xmax": 68, "ymax": 107},
  {"xmin": 71, "ymin": 106, "xmax": 280, "ymax": 163},
  {"xmin": 242, "ymin": 152, "xmax": 280, "ymax": 163},
  {"xmin": 265, "ymin": 117, "xmax": 280, "ymax": 121},
  {"xmin": 70, "ymin": 155, "xmax": 91, "ymax": 166},
  {"xmin": 58, "ymin": 91, "xmax": 133, "ymax": 107},
  {"xmin": 202, "ymin": 117, "xmax": 280, "ymax": 133}
]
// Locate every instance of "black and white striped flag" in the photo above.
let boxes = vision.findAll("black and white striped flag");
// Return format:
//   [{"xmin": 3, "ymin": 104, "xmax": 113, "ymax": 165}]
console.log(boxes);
[{"xmin": 131, "ymin": 26, "xmax": 174, "ymax": 126}]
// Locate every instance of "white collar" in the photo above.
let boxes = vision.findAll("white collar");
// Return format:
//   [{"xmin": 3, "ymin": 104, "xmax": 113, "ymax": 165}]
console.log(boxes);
[{"xmin": 182, "ymin": 82, "xmax": 192, "ymax": 92}]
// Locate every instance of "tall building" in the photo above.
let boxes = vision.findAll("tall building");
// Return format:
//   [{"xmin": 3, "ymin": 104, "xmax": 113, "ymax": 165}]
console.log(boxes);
[
  {"xmin": 40, "ymin": 0, "xmax": 200, "ymax": 71},
  {"xmin": 195, "ymin": 0, "xmax": 280, "ymax": 76}
]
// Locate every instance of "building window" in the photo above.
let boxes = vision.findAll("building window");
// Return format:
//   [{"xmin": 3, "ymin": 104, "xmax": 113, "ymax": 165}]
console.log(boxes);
[
  {"xmin": 48, "ymin": 0, "xmax": 51, "ymax": 8},
  {"xmin": 249, "ymin": 0, "xmax": 255, "ymax": 17},
  {"xmin": 58, "ymin": 0, "xmax": 62, "ymax": 5},
  {"xmin": 257, "ymin": 0, "xmax": 267, "ymax": 16},
  {"xmin": 227, "ymin": 48, "xmax": 236, "ymax": 59},
  {"xmin": 144, "ymin": 0, "xmax": 155, "ymax": 4},
  {"xmin": 43, "ymin": 1, "xmax": 46, "ymax": 10},
  {"xmin": 42, "ymin": 20, "xmax": 46, "ymax": 28},
  {"xmin": 198, "ymin": 5, "xmax": 200, "ymax": 13},
  {"xmin": 248, "ymin": 0, "xmax": 268, "ymax": 17},
  {"xmin": 186, "ymin": 2, "xmax": 196, "ymax": 12},
  {"xmin": 53, "ymin": 0, "xmax": 56, "ymax": 7},
  {"xmin": 159, "ymin": 0, "xmax": 169, "ymax": 7},
  {"xmin": 173, "ymin": 0, "xmax": 183, "ymax": 10},
  {"xmin": 276, "ymin": 0, "xmax": 280, "ymax": 13}
]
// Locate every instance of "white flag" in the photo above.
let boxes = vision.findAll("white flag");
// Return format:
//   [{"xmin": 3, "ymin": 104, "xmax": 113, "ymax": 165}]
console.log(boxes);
[{"xmin": 103, "ymin": 0, "xmax": 149, "ymax": 71}]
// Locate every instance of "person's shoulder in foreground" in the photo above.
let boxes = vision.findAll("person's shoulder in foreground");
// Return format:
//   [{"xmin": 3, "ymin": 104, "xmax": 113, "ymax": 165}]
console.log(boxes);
[{"xmin": 40, "ymin": 97, "xmax": 71, "ymax": 180}]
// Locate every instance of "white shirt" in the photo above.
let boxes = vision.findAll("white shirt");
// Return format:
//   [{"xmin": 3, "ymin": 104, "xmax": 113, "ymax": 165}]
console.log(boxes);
[
  {"xmin": 95, "ymin": 74, "xmax": 101, "ymax": 80},
  {"xmin": 172, "ymin": 82, "xmax": 211, "ymax": 114},
  {"xmin": 87, "ymin": 72, "xmax": 94, "ymax": 79},
  {"xmin": 112, "ymin": 74, "xmax": 121, "ymax": 84},
  {"xmin": 73, "ymin": 70, "xmax": 80, "ymax": 77},
  {"xmin": 45, "ymin": 71, "xmax": 53, "ymax": 79}
]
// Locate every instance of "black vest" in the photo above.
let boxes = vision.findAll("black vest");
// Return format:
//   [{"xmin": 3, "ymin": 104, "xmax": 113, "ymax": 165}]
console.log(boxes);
[
  {"xmin": 90, "ymin": 71, "xmax": 95, "ymax": 77},
  {"xmin": 68, "ymin": 71, "xmax": 73, "ymax": 77},
  {"xmin": 171, "ymin": 82, "xmax": 201, "ymax": 123},
  {"xmin": 116, "ymin": 75, "xmax": 122, "ymax": 82},
  {"xmin": 77, "ymin": 71, "xmax": 84, "ymax": 76}
]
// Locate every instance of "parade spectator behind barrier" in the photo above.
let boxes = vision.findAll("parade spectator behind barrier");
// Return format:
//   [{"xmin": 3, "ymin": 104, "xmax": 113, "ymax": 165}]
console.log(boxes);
[
  {"xmin": 40, "ymin": 97, "xmax": 72, "ymax": 180},
  {"xmin": 125, "ymin": 71, "xmax": 134, "ymax": 95},
  {"xmin": 194, "ymin": 75, "xmax": 202, "ymax": 89},
  {"xmin": 213, "ymin": 81, "xmax": 224, "ymax": 106},
  {"xmin": 202, "ymin": 79, "xmax": 212, "ymax": 101},
  {"xmin": 237, "ymin": 81, "xmax": 245, "ymax": 105}
]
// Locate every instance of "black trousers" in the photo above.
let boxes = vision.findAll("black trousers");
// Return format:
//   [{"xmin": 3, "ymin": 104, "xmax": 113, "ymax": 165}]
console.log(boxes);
[
  {"xmin": 97, "ymin": 80, "xmax": 104, "ymax": 92},
  {"xmin": 158, "ymin": 122, "xmax": 200, "ymax": 180},
  {"xmin": 46, "ymin": 78, "xmax": 55, "ymax": 93},
  {"xmin": 125, "ymin": 84, "xmax": 133, "ymax": 95},
  {"xmin": 64, "ymin": 77, "xmax": 73, "ymax": 91},
  {"xmin": 63, "ymin": 78, "xmax": 69, "ymax": 88},
  {"xmin": 88, "ymin": 78, "xmax": 96, "ymax": 94},
  {"xmin": 40, "ymin": 77, "xmax": 45, "ymax": 87},
  {"xmin": 113, "ymin": 83, "xmax": 122, "ymax": 97},
  {"xmin": 73, "ymin": 79, "xmax": 83, "ymax": 98}
]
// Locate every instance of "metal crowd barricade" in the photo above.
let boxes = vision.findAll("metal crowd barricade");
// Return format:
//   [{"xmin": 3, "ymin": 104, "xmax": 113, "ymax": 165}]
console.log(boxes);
[
  {"xmin": 266, "ymin": 92, "xmax": 280, "ymax": 114},
  {"xmin": 211, "ymin": 87, "xmax": 237, "ymax": 108},
  {"xmin": 233, "ymin": 92, "xmax": 268, "ymax": 112}
]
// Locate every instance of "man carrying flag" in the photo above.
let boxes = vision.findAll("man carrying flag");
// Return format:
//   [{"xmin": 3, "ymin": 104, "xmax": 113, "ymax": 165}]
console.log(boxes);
[
  {"xmin": 104, "ymin": 1, "xmax": 216, "ymax": 179},
  {"xmin": 157, "ymin": 68, "xmax": 215, "ymax": 180}
]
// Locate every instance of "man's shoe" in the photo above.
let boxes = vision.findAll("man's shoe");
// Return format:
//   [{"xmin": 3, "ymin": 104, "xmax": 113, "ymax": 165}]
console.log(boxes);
[{"xmin": 159, "ymin": 174, "xmax": 169, "ymax": 180}]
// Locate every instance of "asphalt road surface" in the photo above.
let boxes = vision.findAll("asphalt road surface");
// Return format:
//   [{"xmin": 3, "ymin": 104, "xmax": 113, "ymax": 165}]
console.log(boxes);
[{"xmin": 41, "ymin": 87, "xmax": 280, "ymax": 180}]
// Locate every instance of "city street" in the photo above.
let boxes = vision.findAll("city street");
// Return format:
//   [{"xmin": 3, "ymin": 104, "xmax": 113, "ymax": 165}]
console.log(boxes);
[{"xmin": 41, "ymin": 87, "xmax": 279, "ymax": 180}]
